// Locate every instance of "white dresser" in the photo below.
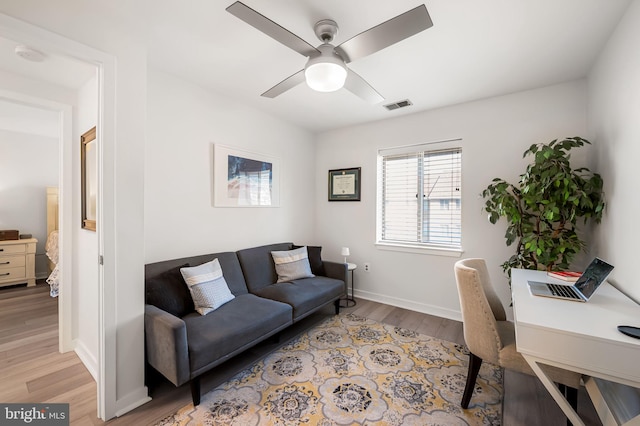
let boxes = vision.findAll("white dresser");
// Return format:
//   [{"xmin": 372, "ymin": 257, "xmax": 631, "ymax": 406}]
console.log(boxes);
[{"xmin": 0, "ymin": 238, "xmax": 37, "ymax": 287}]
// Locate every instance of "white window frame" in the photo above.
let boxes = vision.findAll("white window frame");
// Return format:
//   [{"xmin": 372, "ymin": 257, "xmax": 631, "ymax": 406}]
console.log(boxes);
[{"xmin": 376, "ymin": 138, "xmax": 463, "ymax": 257}]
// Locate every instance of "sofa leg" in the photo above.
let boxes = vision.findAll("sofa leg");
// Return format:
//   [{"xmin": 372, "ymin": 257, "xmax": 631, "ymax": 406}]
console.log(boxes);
[
  {"xmin": 334, "ymin": 299, "xmax": 340, "ymax": 315},
  {"xmin": 270, "ymin": 331, "xmax": 282, "ymax": 344},
  {"xmin": 190, "ymin": 377, "xmax": 201, "ymax": 406}
]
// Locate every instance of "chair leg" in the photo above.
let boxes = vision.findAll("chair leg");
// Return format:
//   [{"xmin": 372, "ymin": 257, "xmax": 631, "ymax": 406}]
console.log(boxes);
[
  {"xmin": 557, "ymin": 383, "xmax": 579, "ymax": 426},
  {"xmin": 190, "ymin": 377, "xmax": 201, "ymax": 406},
  {"xmin": 565, "ymin": 386, "xmax": 578, "ymax": 426},
  {"xmin": 334, "ymin": 299, "xmax": 340, "ymax": 315},
  {"xmin": 461, "ymin": 353, "xmax": 483, "ymax": 409},
  {"xmin": 566, "ymin": 386, "xmax": 578, "ymax": 410}
]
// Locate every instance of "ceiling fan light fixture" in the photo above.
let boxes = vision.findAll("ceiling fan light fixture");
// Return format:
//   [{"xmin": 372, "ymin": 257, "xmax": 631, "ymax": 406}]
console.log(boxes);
[
  {"xmin": 227, "ymin": 2, "xmax": 432, "ymax": 102},
  {"xmin": 304, "ymin": 45, "xmax": 347, "ymax": 92}
]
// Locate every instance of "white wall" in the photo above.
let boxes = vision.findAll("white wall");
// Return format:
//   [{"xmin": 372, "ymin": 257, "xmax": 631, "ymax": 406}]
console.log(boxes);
[
  {"xmin": 588, "ymin": 1, "xmax": 640, "ymax": 303},
  {"xmin": 0, "ymin": 128, "xmax": 58, "ymax": 277},
  {"xmin": 145, "ymin": 70, "xmax": 317, "ymax": 262},
  {"xmin": 315, "ymin": 81, "xmax": 589, "ymax": 319}
]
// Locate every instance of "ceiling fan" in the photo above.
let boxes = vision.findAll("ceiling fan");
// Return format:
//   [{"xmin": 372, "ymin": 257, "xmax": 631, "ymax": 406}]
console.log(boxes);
[{"xmin": 226, "ymin": 2, "xmax": 433, "ymax": 104}]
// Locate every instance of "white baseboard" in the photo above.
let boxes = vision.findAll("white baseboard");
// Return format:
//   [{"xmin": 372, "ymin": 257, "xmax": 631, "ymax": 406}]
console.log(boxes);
[
  {"xmin": 74, "ymin": 340, "xmax": 98, "ymax": 382},
  {"xmin": 353, "ymin": 288, "xmax": 462, "ymax": 322},
  {"xmin": 115, "ymin": 387, "xmax": 152, "ymax": 418}
]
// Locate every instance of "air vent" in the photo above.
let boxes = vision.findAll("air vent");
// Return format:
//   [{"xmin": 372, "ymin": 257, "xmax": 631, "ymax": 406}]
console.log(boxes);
[{"xmin": 383, "ymin": 99, "xmax": 413, "ymax": 111}]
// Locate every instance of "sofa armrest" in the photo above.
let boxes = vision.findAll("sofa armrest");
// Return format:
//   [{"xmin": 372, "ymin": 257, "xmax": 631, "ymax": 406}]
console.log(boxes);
[
  {"xmin": 322, "ymin": 261, "xmax": 348, "ymax": 287},
  {"xmin": 145, "ymin": 304, "xmax": 190, "ymax": 386}
]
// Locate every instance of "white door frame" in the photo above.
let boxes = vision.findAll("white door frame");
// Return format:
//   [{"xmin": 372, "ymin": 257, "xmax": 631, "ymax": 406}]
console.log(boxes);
[{"xmin": 0, "ymin": 13, "xmax": 117, "ymax": 420}]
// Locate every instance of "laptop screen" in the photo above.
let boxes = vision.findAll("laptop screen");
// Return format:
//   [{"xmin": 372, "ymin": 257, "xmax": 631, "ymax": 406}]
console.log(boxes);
[{"xmin": 574, "ymin": 258, "xmax": 614, "ymax": 298}]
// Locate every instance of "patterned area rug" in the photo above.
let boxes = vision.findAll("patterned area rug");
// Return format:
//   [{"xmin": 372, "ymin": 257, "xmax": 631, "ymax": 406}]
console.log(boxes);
[{"xmin": 156, "ymin": 313, "xmax": 503, "ymax": 425}]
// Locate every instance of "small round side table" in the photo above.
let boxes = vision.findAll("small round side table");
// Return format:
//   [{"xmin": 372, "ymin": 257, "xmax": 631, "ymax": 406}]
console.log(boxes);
[{"xmin": 340, "ymin": 263, "xmax": 357, "ymax": 308}]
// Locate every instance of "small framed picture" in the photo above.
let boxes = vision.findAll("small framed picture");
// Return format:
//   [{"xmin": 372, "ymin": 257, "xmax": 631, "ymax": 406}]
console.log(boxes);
[
  {"xmin": 328, "ymin": 167, "xmax": 361, "ymax": 201},
  {"xmin": 213, "ymin": 144, "xmax": 280, "ymax": 207}
]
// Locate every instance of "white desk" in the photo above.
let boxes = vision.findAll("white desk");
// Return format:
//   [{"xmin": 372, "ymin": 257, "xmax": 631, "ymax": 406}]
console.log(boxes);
[{"xmin": 512, "ymin": 268, "xmax": 640, "ymax": 425}]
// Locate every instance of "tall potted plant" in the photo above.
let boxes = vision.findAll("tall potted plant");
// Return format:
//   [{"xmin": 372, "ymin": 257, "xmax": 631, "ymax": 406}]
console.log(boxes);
[{"xmin": 482, "ymin": 137, "xmax": 605, "ymax": 277}]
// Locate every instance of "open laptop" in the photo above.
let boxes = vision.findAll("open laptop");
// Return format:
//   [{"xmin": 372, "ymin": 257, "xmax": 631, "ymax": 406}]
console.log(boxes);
[{"xmin": 528, "ymin": 257, "xmax": 614, "ymax": 302}]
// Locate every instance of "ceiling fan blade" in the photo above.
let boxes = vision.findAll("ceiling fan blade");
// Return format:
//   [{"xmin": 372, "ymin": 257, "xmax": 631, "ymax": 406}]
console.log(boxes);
[
  {"xmin": 261, "ymin": 69, "xmax": 306, "ymax": 98},
  {"xmin": 344, "ymin": 69, "xmax": 384, "ymax": 104},
  {"xmin": 226, "ymin": 1, "xmax": 319, "ymax": 58},
  {"xmin": 335, "ymin": 5, "xmax": 433, "ymax": 63}
]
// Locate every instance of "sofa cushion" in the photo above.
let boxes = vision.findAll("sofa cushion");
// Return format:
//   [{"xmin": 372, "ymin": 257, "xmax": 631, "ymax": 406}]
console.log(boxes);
[
  {"xmin": 183, "ymin": 294, "xmax": 292, "ymax": 374},
  {"xmin": 180, "ymin": 259, "xmax": 235, "ymax": 315},
  {"xmin": 293, "ymin": 245, "xmax": 326, "ymax": 276},
  {"xmin": 146, "ymin": 252, "xmax": 250, "ymax": 299},
  {"xmin": 271, "ymin": 246, "xmax": 315, "ymax": 283},
  {"xmin": 145, "ymin": 264, "xmax": 194, "ymax": 317},
  {"xmin": 236, "ymin": 242, "xmax": 293, "ymax": 292},
  {"xmin": 251, "ymin": 276, "xmax": 344, "ymax": 321}
]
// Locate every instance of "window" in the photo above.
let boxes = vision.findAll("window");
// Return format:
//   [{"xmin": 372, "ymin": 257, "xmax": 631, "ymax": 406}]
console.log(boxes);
[{"xmin": 377, "ymin": 142, "xmax": 462, "ymax": 250}]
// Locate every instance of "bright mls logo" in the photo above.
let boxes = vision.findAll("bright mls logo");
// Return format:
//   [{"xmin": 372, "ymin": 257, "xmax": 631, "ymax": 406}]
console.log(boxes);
[{"xmin": 1, "ymin": 403, "xmax": 69, "ymax": 425}]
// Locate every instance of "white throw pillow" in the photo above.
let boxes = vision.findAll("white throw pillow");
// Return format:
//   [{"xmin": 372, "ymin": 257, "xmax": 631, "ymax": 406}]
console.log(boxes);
[
  {"xmin": 271, "ymin": 246, "xmax": 315, "ymax": 283},
  {"xmin": 180, "ymin": 259, "xmax": 235, "ymax": 315}
]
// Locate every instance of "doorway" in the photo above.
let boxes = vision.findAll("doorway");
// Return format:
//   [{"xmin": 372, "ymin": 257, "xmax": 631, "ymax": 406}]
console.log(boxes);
[
  {"xmin": 0, "ymin": 17, "xmax": 107, "ymax": 418},
  {"xmin": 0, "ymin": 10, "xmax": 151, "ymax": 420}
]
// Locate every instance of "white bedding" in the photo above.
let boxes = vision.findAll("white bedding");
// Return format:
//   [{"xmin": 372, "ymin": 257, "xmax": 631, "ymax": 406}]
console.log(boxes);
[{"xmin": 45, "ymin": 230, "xmax": 59, "ymax": 297}]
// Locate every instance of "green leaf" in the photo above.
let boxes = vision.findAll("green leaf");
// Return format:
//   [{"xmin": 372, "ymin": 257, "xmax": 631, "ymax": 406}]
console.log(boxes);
[{"xmin": 483, "ymin": 136, "xmax": 605, "ymax": 283}]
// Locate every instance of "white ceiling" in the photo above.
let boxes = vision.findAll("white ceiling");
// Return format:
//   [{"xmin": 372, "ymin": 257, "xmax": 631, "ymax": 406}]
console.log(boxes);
[
  {"xmin": 0, "ymin": 0, "xmax": 632, "ymax": 134},
  {"xmin": 145, "ymin": 0, "xmax": 631, "ymax": 132},
  {"xmin": 0, "ymin": 99, "xmax": 59, "ymax": 138},
  {"xmin": 0, "ymin": 36, "xmax": 95, "ymax": 91},
  {"xmin": 0, "ymin": 35, "xmax": 95, "ymax": 137}
]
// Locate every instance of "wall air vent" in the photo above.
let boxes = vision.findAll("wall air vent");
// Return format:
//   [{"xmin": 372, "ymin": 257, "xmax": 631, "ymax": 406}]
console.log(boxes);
[{"xmin": 383, "ymin": 99, "xmax": 413, "ymax": 111}]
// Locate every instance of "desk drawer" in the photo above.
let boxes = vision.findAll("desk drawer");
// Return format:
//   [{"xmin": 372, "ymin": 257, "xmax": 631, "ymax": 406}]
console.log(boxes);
[
  {"xmin": 0, "ymin": 244, "xmax": 26, "ymax": 255},
  {"xmin": 0, "ymin": 255, "xmax": 26, "ymax": 270},
  {"xmin": 0, "ymin": 266, "xmax": 26, "ymax": 282},
  {"xmin": 517, "ymin": 324, "xmax": 640, "ymax": 385}
]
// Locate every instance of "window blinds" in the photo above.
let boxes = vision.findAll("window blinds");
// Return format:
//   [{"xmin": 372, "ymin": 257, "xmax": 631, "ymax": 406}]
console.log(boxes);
[{"xmin": 380, "ymin": 146, "xmax": 461, "ymax": 248}]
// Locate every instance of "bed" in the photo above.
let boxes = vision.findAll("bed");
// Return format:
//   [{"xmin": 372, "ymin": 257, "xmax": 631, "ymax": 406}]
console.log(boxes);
[{"xmin": 45, "ymin": 187, "xmax": 59, "ymax": 297}]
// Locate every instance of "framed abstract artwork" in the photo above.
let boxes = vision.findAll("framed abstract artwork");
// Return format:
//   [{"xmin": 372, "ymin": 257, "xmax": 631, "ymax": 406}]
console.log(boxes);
[{"xmin": 213, "ymin": 144, "xmax": 280, "ymax": 207}]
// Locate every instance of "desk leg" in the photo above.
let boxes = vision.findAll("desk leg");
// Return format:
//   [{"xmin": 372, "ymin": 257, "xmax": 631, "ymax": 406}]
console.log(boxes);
[{"xmin": 523, "ymin": 355, "xmax": 584, "ymax": 426}]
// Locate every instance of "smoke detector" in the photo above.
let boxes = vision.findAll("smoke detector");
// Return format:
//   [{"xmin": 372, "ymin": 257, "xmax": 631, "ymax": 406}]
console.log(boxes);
[{"xmin": 14, "ymin": 45, "xmax": 45, "ymax": 62}]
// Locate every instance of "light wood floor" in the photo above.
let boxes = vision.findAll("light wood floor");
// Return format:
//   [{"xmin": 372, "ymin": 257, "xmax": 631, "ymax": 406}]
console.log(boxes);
[
  {"xmin": 1, "ymin": 282, "xmax": 601, "ymax": 425},
  {"xmin": 0, "ymin": 282, "xmax": 101, "ymax": 425}
]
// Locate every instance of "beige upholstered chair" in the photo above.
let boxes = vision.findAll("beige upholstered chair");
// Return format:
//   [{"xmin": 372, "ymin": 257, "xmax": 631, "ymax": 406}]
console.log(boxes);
[{"xmin": 454, "ymin": 258, "xmax": 581, "ymax": 419}]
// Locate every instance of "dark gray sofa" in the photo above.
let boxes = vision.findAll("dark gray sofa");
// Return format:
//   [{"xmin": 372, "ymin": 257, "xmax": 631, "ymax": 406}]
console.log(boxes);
[{"xmin": 144, "ymin": 243, "xmax": 346, "ymax": 405}]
